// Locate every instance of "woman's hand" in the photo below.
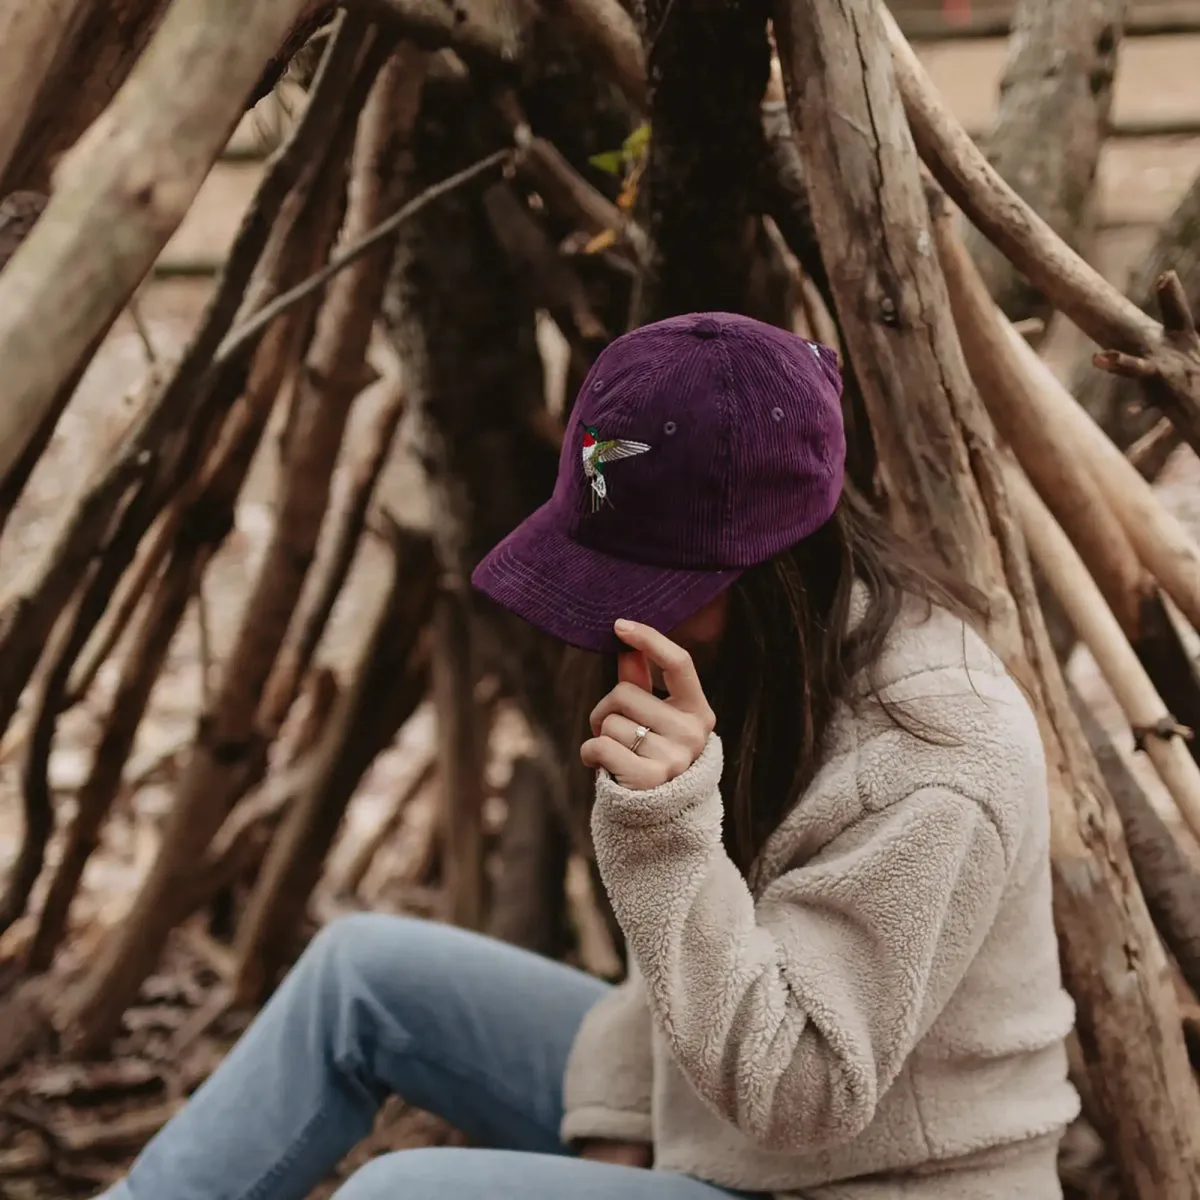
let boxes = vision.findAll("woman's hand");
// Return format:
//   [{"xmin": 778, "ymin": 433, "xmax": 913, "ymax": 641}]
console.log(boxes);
[
  {"xmin": 580, "ymin": 619, "xmax": 716, "ymax": 791},
  {"xmin": 577, "ymin": 1139, "xmax": 653, "ymax": 1168}
]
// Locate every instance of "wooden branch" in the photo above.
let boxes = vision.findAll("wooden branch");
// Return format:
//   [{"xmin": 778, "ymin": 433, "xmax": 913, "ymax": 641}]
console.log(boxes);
[
  {"xmin": 337, "ymin": 754, "xmax": 436, "ymax": 896},
  {"xmin": 879, "ymin": 3, "xmax": 1156, "ymax": 352},
  {"xmin": 538, "ymin": 0, "xmax": 646, "ymax": 106},
  {"xmin": 879, "ymin": 4, "xmax": 1200, "ymax": 503},
  {"xmin": 1093, "ymin": 271, "xmax": 1200, "ymax": 460},
  {"xmin": 0, "ymin": 586, "xmax": 88, "ymax": 937},
  {"xmin": 0, "ymin": 15, "xmax": 376, "ymax": 771},
  {"xmin": 1071, "ymin": 684, "xmax": 1200, "ymax": 1004},
  {"xmin": 0, "ymin": 1, "xmax": 90, "ymax": 181},
  {"xmin": 757, "ymin": 99, "xmax": 828, "ymax": 303},
  {"xmin": 933, "ymin": 193, "xmax": 1200, "ymax": 781},
  {"xmin": 25, "ymin": 547, "xmax": 202, "ymax": 971},
  {"xmin": 998, "ymin": 316, "xmax": 1200, "ymax": 639},
  {"xmin": 777, "ymin": 0, "xmax": 1200, "ymax": 1192},
  {"xmin": 1073, "ymin": 173, "xmax": 1200, "ymax": 466},
  {"xmin": 1006, "ymin": 462, "xmax": 1200, "ymax": 843},
  {"xmin": 353, "ymin": 0, "xmax": 525, "ymax": 63},
  {"xmin": 897, "ymin": 1, "xmax": 1200, "ymax": 41},
  {"xmin": 59, "ymin": 25, "xmax": 383, "ymax": 1055},
  {"xmin": 192, "ymin": 672, "xmax": 341, "ymax": 906},
  {"xmin": 960, "ymin": 0, "xmax": 1122, "ymax": 322},
  {"xmin": 630, "ymin": 0, "xmax": 771, "ymax": 322},
  {"xmin": 503, "ymin": 121, "xmax": 647, "ymax": 264},
  {"xmin": 217, "ymin": 148, "xmax": 513, "ymax": 364},
  {"xmin": 485, "ymin": 754, "xmax": 570, "ymax": 955},
  {"xmin": 482, "ymin": 180, "xmax": 609, "ymax": 346},
  {"xmin": 259, "ymin": 375, "xmax": 408, "ymax": 731},
  {"xmin": 0, "ymin": 0, "xmax": 173, "ymax": 195},
  {"xmin": 64, "ymin": 506, "xmax": 175, "ymax": 707},
  {"xmin": 1128, "ymin": 418, "xmax": 1178, "ymax": 478},
  {"xmin": 253, "ymin": 49, "xmax": 426, "ymax": 745},
  {"xmin": 432, "ymin": 588, "xmax": 489, "ymax": 929},
  {"xmin": 231, "ymin": 522, "xmax": 436, "ymax": 1003},
  {"xmin": 773, "ymin": 4, "xmax": 993, "ymax": 577},
  {"xmin": 0, "ymin": 0, "xmax": 320, "ymax": 488}
]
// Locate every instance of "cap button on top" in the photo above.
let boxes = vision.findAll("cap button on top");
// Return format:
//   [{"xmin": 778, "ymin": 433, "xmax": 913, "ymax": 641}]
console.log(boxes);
[{"xmin": 691, "ymin": 317, "xmax": 722, "ymax": 340}]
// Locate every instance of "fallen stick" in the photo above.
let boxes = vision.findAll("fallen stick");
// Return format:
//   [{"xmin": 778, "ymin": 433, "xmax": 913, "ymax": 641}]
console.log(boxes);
[
  {"xmin": 0, "ymin": 0, "xmax": 315, "ymax": 485},
  {"xmin": 1006, "ymin": 462, "xmax": 1200, "ymax": 843}
]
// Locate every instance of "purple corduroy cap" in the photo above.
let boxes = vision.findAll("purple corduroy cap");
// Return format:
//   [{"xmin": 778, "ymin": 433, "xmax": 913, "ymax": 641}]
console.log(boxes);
[{"xmin": 471, "ymin": 312, "xmax": 846, "ymax": 653}]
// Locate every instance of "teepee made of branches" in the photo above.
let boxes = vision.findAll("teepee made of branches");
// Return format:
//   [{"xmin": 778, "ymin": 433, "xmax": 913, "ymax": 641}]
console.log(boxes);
[{"xmin": 3, "ymin": 0, "xmax": 1200, "ymax": 1196}]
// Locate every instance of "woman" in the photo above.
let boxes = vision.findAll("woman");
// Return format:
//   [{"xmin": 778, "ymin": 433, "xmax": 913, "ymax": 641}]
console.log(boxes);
[{"xmin": 101, "ymin": 312, "xmax": 1078, "ymax": 1200}]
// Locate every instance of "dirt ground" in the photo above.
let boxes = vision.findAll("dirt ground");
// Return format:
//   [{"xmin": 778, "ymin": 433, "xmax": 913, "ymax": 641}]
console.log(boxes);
[{"xmin": 0, "ymin": 18, "xmax": 1198, "ymax": 1199}]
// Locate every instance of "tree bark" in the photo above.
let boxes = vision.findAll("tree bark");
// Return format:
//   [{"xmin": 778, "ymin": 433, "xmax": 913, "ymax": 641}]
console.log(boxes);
[
  {"xmin": 486, "ymin": 756, "xmax": 571, "ymax": 956},
  {"xmin": 963, "ymin": 0, "xmax": 1125, "ymax": 322},
  {"xmin": 0, "ymin": 0, "xmax": 91, "ymax": 186},
  {"xmin": 775, "ymin": 0, "xmax": 1200, "ymax": 1194},
  {"xmin": 0, "ymin": 0, "xmax": 171, "ymax": 195},
  {"xmin": 383, "ymin": 63, "xmax": 564, "ymax": 926},
  {"xmin": 0, "ymin": 0, "xmax": 331, "ymax": 196},
  {"xmin": 1070, "ymin": 681, "xmax": 1200, "ymax": 1002},
  {"xmin": 1072, "ymin": 171, "xmax": 1200, "ymax": 463},
  {"xmin": 0, "ymin": 0, "xmax": 317, "ymax": 488},
  {"xmin": 630, "ymin": 0, "xmax": 771, "ymax": 322}
]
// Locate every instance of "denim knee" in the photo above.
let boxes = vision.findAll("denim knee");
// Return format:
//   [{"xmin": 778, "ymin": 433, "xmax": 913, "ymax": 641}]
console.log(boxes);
[
  {"xmin": 332, "ymin": 1147, "xmax": 471, "ymax": 1200},
  {"xmin": 301, "ymin": 912, "xmax": 412, "ymax": 990}
]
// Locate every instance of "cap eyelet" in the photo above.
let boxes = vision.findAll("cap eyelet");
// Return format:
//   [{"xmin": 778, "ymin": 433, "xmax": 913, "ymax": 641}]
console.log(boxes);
[
  {"xmin": 771, "ymin": 406, "xmax": 785, "ymax": 422},
  {"xmin": 663, "ymin": 420, "xmax": 677, "ymax": 435},
  {"xmin": 592, "ymin": 378, "xmax": 605, "ymax": 392}
]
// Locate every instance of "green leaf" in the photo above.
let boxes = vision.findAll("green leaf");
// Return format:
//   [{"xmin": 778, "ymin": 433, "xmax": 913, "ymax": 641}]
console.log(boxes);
[
  {"xmin": 588, "ymin": 150, "xmax": 624, "ymax": 175},
  {"xmin": 622, "ymin": 123, "xmax": 651, "ymax": 160}
]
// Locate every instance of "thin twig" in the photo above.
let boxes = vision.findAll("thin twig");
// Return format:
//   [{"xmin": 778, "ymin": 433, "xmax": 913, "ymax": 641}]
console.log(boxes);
[
  {"xmin": 193, "ymin": 578, "xmax": 213, "ymax": 709},
  {"xmin": 127, "ymin": 295, "xmax": 158, "ymax": 365},
  {"xmin": 216, "ymin": 149, "xmax": 513, "ymax": 364}
]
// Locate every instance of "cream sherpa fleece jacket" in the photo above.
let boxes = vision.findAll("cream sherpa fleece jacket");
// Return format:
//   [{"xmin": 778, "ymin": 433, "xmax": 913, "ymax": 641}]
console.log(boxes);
[{"xmin": 561, "ymin": 602, "xmax": 1079, "ymax": 1199}]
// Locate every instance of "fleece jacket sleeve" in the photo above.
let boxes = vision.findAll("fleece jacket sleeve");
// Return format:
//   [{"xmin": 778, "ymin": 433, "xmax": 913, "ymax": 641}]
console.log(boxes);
[
  {"xmin": 589, "ymin": 734, "xmax": 1010, "ymax": 1153},
  {"xmin": 560, "ymin": 963, "xmax": 655, "ymax": 1145}
]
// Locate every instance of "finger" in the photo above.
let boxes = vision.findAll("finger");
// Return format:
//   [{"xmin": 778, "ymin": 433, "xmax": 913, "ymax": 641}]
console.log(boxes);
[
  {"xmin": 590, "ymin": 681, "xmax": 694, "ymax": 741},
  {"xmin": 598, "ymin": 713, "xmax": 695, "ymax": 778},
  {"xmin": 598, "ymin": 711, "xmax": 668, "ymax": 757},
  {"xmin": 617, "ymin": 648, "xmax": 652, "ymax": 692},
  {"xmin": 613, "ymin": 619, "xmax": 706, "ymax": 710},
  {"xmin": 580, "ymin": 736, "xmax": 665, "ymax": 791}
]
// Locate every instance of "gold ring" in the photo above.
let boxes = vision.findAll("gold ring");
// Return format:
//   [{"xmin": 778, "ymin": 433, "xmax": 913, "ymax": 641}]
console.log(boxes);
[{"xmin": 629, "ymin": 724, "xmax": 650, "ymax": 754}]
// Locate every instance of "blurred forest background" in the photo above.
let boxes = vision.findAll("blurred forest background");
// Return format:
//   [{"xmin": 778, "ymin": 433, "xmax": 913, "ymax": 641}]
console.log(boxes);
[{"xmin": 3, "ymin": 0, "xmax": 1200, "ymax": 1197}]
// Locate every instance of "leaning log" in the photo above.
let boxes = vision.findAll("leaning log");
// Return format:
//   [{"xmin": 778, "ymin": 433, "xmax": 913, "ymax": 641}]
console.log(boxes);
[
  {"xmin": 0, "ymin": 0, "xmax": 318, "ymax": 488},
  {"xmin": 775, "ymin": 0, "xmax": 1200, "ymax": 1194}
]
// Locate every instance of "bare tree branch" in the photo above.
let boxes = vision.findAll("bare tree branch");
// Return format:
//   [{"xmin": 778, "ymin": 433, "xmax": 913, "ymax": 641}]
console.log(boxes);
[{"xmin": 0, "ymin": 0, "xmax": 318, "ymax": 488}]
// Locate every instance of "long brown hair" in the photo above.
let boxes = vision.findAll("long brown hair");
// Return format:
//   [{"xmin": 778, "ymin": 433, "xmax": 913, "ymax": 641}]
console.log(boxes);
[
  {"xmin": 567, "ymin": 487, "xmax": 988, "ymax": 876},
  {"xmin": 710, "ymin": 488, "xmax": 987, "ymax": 873}
]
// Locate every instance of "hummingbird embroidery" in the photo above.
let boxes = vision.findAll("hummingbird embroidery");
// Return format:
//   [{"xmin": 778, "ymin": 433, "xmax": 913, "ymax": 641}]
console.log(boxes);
[{"xmin": 581, "ymin": 424, "xmax": 650, "ymax": 510}]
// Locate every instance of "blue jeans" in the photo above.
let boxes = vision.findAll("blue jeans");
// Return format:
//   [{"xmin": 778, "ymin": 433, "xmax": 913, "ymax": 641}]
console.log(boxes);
[{"xmin": 103, "ymin": 913, "xmax": 748, "ymax": 1200}]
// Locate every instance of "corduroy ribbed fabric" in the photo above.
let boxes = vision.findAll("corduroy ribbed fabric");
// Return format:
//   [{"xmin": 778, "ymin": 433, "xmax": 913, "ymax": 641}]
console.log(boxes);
[{"xmin": 471, "ymin": 312, "xmax": 846, "ymax": 652}]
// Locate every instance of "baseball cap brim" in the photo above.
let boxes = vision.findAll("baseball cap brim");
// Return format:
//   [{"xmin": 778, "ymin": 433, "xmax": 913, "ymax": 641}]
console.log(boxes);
[{"xmin": 471, "ymin": 501, "xmax": 743, "ymax": 655}]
